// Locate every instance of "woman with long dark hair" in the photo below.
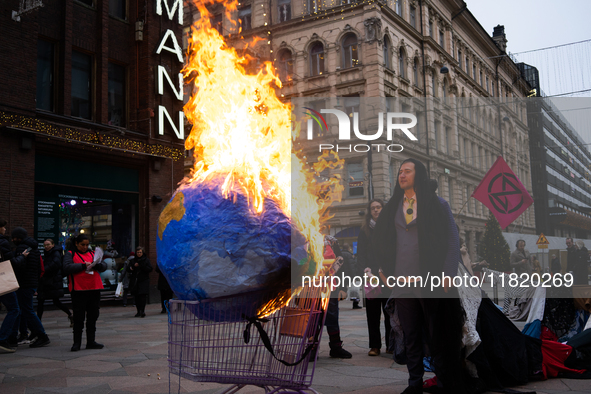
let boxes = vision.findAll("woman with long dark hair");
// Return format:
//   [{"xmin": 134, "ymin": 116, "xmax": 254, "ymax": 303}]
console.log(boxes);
[
  {"xmin": 127, "ymin": 246, "xmax": 153, "ymax": 317},
  {"xmin": 372, "ymin": 158, "xmax": 464, "ymax": 394},
  {"xmin": 357, "ymin": 198, "xmax": 391, "ymax": 357},
  {"xmin": 63, "ymin": 234, "xmax": 107, "ymax": 351}
]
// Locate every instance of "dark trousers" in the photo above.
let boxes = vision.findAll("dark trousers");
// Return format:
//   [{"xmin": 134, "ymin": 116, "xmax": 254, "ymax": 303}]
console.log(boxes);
[
  {"xmin": 0, "ymin": 291, "xmax": 19, "ymax": 341},
  {"xmin": 135, "ymin": 294, "xmax": 147, "ymax": 314},
  {"xmin": 12, "ymin": 288, "xmax": 46, "ymax": 339},
  {"xmin": 160, "ymin": 289, "xmax": 173, "ymax": 311},
  {"xmin": 71, "ymin": 290, "xmax": 101, "ymax": 342},
  {"xmin": 365, "ymin": 297, "xmax": 391, "ymax": 349},
  {"xmin": 396, "ymin": 297, "xmax": 464, "ymax": 392},
  {"xmin": 37, "ymin": 297, "xmax": 71, "ymax": 319}
]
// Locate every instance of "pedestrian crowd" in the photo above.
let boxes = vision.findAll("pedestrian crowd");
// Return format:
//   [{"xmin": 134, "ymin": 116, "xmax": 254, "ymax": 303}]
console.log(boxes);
[
  {"xmin": 1, "ymin": 159, "xmax": 590, "ymax": 394},
  {"xmin": 0, "ymin": 220, "xmax": 173, "ymax": 354}
]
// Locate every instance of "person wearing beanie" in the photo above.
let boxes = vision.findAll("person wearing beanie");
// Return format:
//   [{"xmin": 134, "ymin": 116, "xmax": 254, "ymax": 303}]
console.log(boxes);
[{"xmin": 9, "ymin": 227, "xmax": 51, "ymax": 348}]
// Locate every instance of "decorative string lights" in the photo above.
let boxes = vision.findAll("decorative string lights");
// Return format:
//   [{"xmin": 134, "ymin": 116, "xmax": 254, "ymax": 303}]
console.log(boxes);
[
  {"xmin": 299, "ymin": 0, "xmax": 382, "ymax": 22},
  {"xmin": 0, "ymin": 111, "xmax": 184, "ymax": 160}
]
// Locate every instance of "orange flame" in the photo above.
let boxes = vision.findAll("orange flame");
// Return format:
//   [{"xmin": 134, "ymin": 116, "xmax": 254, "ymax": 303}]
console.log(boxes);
[{"xmin": 184, "ymin": 0, "xmax": 343, "ymax": 311}]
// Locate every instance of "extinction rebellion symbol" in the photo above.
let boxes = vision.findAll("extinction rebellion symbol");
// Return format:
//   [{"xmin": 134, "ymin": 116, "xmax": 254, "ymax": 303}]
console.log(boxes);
[{"xmin": 487, "ymin": 173, "xmax": 525, "ymax": 214}]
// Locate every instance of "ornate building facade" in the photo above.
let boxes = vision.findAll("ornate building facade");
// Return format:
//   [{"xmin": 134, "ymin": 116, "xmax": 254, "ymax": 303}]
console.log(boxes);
[{"xmin": 187, "ymin": 0, "xmax": 536, "ymax": 257}]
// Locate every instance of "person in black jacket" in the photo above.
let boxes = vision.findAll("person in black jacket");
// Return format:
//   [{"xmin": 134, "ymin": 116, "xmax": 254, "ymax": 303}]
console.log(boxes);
[
  {"xmin": 0, "ymin": 219, "xmax": 20, "ymax": 352},
  {"xmin": 9, "ymin": 227, "xmax": 50, "ymax": 348},
  {"xmin": 155, "ymin": 263, "xmax": 173, "ymax": 313},
  {"xmin": 38, "ymin": 239, "xmax": 73, "ymax": 326},
  {"xmin": 574, "ymin": 240, "xmax": 589, "ymax": 285},
  {"xmin": 357, "ymin": 199, "xmax": 391, "ymax": 357},
  {"xmin": 127, "ymin": 246, "xmax": 153, "ymax": 317}
]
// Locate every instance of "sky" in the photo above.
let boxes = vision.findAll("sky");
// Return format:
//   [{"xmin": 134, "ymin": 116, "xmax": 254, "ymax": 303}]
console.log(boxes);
[
  {"xmin": 467, "ymin": 0, "xmax": 590, "ymax": 98},
  {"xmin": 467, "ymin": 0, "xmax": 591, "ymax": 143}
]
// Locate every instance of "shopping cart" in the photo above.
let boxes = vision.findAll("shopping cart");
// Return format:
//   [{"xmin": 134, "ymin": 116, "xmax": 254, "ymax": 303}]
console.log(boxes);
[{"xmin": 167, "ymin": 285, "xmax": 328, "ymax": 394}]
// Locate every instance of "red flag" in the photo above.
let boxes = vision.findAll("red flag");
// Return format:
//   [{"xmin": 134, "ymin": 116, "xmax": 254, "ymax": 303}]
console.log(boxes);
[{"xmin": 472, "ymin": 156, "xmax": 533, "ymax": 229}]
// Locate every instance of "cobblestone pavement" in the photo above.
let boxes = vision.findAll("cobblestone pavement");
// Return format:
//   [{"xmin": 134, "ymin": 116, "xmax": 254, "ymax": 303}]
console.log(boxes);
[{"xmin": 0, "ymin": 301, "xmax": 589, "ymax": 394}]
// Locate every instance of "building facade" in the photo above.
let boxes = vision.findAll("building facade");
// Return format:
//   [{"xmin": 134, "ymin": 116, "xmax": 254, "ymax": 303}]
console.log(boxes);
[
  {"xmin": 186, "ymin": 0, "xmax": 536, "ymax": 258},
  {"xmin": 1, "ymin": 0, "xmax": 186, "ymax": 293},
  {"xmin": 520, "ymin": 64, "xmax": 591, "ymax": 239}
]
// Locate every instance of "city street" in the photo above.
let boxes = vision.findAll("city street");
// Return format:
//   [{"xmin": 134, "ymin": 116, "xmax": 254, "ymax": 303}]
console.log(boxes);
[{"xmin": 0, "ymin": 300, "xmax": 588, "ymax": 394}]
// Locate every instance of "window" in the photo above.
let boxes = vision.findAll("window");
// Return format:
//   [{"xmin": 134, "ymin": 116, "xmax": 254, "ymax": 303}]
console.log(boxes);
[
  {"xmin": 71, "ymin": 50, "xmax": 92, "ymax": 119},
  {"xmin": 77, "ymin": 0, "xmax": 93, "ymax": 6},
  {"xmin": 212, "ymin": 14, "xmax": 223, "ymax": 35},
  {"xmin": 310, "ymin": 42, "xmax": 324, "ymax": 76},
  {"xmin": 492, "ymin": 83, "xmax": 495, "ymax": 97},
  {"xmin": 383, "ymin": 36, "xmax": 390, "ymax": 68},
  {"xmin": 395, "ymin": 0, "xmax": 401, "ymax": 16},
  {"xmin": 443, "ymin": 78, "xmax": 448, "ymax": 102},
  {"xmin": 343, "ymin": 95, "xmax": 360, "ymax": 120},
  {"xmin": 238, "ymin": 6, "xmax": 252, "ymax": 31},
  {"xmin": 36, "ymin": 39, "xmax": 54, "ymax": 112},
  {"xmin": 308, "ymin": 0, "xmax": 318, "ymax": 13},
  {"xmin": 486, "ymin": 76, "xmax": 489, "ymax": 92},
  {"xmin": 413, "ymin": 58, "xmax": 419, "ymax": 86},
  {"xmin": 465, "ymin": 56, "xmax": 469, "ymax": 72},
  {"xmin": 472, "ymin": 64, "xmax": 476, "ymax": 79},
  {"xmin": 398, "ymin": 47, "xmax": 405, "ymax": 78},
  {"xmin": 108, "ymin": 63, "xmax": 125, "ymax": 127},
  {"xmin": 463, "ymin": 138, "xmax": 468, "ymax": 160},
  {"xmin": 479, "ymin": 71, "xmax": 483, "ymax": 86},
  {"xmin": 307, "ymin": 100, "xmax": 325, "ymax": 137},
  {"xmin": 109, "ymin": 0, "xmax": 126, "ymax": 20},
  {"xmin": 434, "ymin": 121, "xmax": 440, "ymax": 150},
  {"xmin": 448, "ymin": 179, "xmax": 453, "ymax": 206},
  {"xmin": 432, "ymin": 73, "xmax": 437, "ymax": 97},
  {"xmin": 278, "ymin": 0, "xmax": 291, "ymax": 22},
  {"xmin": 429, "ymin": 20, "xmax": 433, "ymax": 37},
  {"xmin": 458, "ymin": 50, "xmax": 462, "ymax": 69},
  {"xmin": 445, "ymin": 127, "xmax": 451, "ymax": 154},
  {"xmin": 347, "ymin": 163, "xmax": 364, "ymax": 197},
  {"xmin": 467, "ymin": 185, "xmax": 472, "ymax": 212},
  {"xmin": 342, "ymin": 34, "xmax": 359, "ymax": 68},
  {"xmin": 276, "ymin": 50, "xmax": 293, "ymax": 82},
  {"xmin": 439, "ymin": 30, "xmax": 444, "ymax": 48},
  {"xmin": 410, "ymin": 6, "xmax": 416, "ymax": 28}
]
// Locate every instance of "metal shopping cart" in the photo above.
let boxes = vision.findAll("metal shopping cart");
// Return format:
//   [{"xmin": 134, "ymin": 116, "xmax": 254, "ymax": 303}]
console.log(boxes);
[{"xmin": 167, "ymin": 285, "xmax": 328, "ymax": 394}]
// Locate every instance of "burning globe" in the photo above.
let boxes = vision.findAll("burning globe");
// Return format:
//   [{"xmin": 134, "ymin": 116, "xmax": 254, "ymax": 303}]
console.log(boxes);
[{"xmin": 156, "ymin": 0, "xmax": 342, "ymax": 317}]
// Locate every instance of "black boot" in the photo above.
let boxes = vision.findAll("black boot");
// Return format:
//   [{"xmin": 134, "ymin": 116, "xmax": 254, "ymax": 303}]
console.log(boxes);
[
  {"xmin": 352, "ymin": 298, "xmax": 362, "ymax": 309},
  {"xmin": 329, "ymin": 341, "xmax": 352, "ymax": 358},
  {"xmin": 71, "ymin": 332, "xmax": 82, "ymax": 352},
  {"xmin": 86, "ymin": 331, "xmax": 104, "ymax": 350}
]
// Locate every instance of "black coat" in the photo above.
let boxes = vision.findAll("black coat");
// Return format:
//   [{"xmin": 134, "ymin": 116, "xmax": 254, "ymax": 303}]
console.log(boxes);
[
  {"xmin": 573, "ymin": 247, "xmax": 589, "ymax": 285},
  {"xmin": 0, "ymin": 234, "xmax": 12, "ymax": 261},
  {"xmin": 127, "ymin": 255, "xmax": 153, "ymax": 295},
  {"xmin": 11, "ymin": 236, "xmax": 41, "ymax": 289},
  {"xmin": 357, "ymin": 228, "xmax": 377, "ymax": 274},
  {"xmin": 39, "ymin": 246, "xmax": 65, "ymax": 299},
  {"xmin": 155, "ymin": 264, "xmax": 172, "ymax": 292}
]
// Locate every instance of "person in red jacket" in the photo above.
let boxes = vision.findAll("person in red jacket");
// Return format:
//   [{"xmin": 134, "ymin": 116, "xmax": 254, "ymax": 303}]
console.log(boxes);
[{"xmin": 63, "ymin": 234, "xmax": 107, "ymax": 351}]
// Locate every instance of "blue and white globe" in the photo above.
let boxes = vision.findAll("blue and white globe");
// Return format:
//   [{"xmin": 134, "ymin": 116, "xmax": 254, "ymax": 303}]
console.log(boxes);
[{"xmin": 156, "ymin": 179, "xmax": 311, "ymax": 319}]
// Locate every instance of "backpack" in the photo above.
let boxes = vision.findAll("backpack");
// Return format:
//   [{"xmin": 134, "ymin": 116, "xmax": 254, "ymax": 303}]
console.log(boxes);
[{"xmin": 39, "ymin": 254, "xmax": 45, "ymax": 278}]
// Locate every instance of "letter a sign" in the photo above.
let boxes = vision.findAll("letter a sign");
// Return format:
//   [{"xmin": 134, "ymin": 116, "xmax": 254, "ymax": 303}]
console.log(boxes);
[{"xmin": 536, "ymin": 233, "xmax": 550, "ymax": 249}]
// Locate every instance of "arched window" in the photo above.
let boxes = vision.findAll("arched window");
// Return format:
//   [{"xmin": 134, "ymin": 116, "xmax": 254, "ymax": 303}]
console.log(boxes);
[
  {"xmin": 383, "ymin": 35, "xmax": 390, "ymax": 69},
  {"xmin": 310, "ymin": 42, "xmax": 324, "ymax": 76},
  {"xmin": 342, "ymin": 34, "xmax": 358, "ymax": 68},
  {"xmin": 398, "ymin": 47, "xmax": 405, "ymax": 78},
  {"xmin": 276, "ymin": 49, "xmax": 293, "ymax": 82},
  {"xmin": 413, "ymin": 58, "xmax": 419, "ymax": 86}
]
